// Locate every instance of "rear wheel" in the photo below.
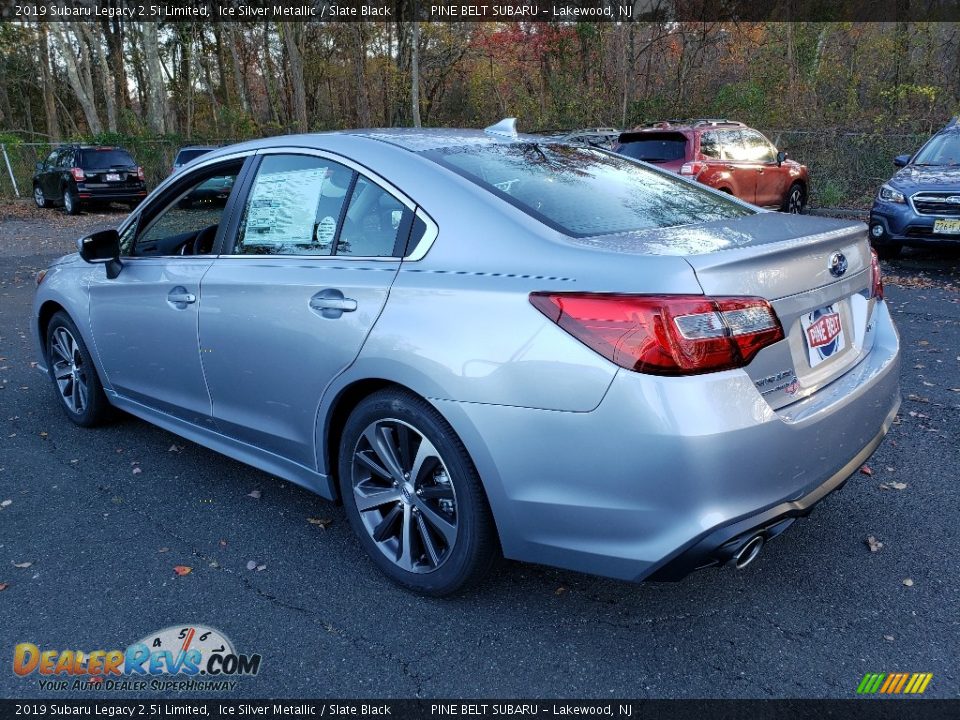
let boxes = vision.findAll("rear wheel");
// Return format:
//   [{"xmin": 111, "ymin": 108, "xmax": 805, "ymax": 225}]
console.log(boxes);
[
  {"xmin": 45, "ymin": 312, "xmax": 112, "ymax": 427},
  {"xmin": 783, "ymin": 183, "xmax": 805, "ymax": 214},
  {"xmin": 63, "ymin": 186, "xmax": 80, "ymax": 215},
  {"xmin": 338, "ymin": 389, "xmax": 499, "ymax": 596},
  {"xmin": 34, "ymin": 185, "xmax": 50, "ymax": 209}
]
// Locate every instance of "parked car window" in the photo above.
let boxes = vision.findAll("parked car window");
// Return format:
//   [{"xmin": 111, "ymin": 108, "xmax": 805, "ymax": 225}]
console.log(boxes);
[
  {"xmin": 175, "ymin": 148, "xmax": 213, "ymax": 166},
  {"xmin": 129, "ymin": 163, "xmax": 242, "ymax": 257},
  {"xmin": 741, "ymin": 130, "xmax": 777, "ymax": 163},
  {"xmin": 720, "ymin": 131, "xmax": 748, "ymax": 161},
  {"xmin": 79, "ymin": 149, "xmax": 136, "ymax": 170},
  {"xmin": 617, "ymin": 132, "xmax": 688, "ymax": 163},
  {"xmin": 236, "ymin": 154, "xmax": 355, "ymax": 256},
  {"xmin": 55, "ymin": 148, "xmax": 74, "ymax": 168},
  {"xmin": 427, "ymin": 143, "xmax": 753, "ymax": 237},
  {"xmin": 44, "ymin": 150, "xmax": 58, "ymax": 168},
  {"xmin": 912, "ymin": 132, "xmax": 960, "ymax": 165},
  {"xmin": 699, "ymin": 131, "xmax": 721, "ymax": 159},
  {"xmin": 337, "ymin": 175, "xmax": 409, "ymax": 257}
]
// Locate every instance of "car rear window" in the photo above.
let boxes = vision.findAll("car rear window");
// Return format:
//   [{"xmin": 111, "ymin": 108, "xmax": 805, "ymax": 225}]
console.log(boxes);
[
  {"xmin": 425, "ymin": 143, "xmax": 753, "ymax": 237},
  {"xmin": 80, "ymin": 149, "xmax": 136, "ymax": 170},
  {"xmin": 176, "ymin": 148, "xmax": 213, "ymax": 165},
  {"xmin": 616, "ymin": 133, "xmax": 688, "ymax": 163}
]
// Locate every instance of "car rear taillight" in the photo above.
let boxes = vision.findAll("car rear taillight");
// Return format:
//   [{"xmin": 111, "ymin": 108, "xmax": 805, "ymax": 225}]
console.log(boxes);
[
  {"xmin": 70, "ymin": 167, "xmax": 85, "ymax": 181},
  {"xmin": 679, "ymin": 161, "xmax": 705, "ymax": 177},
  {"xmin": 137, "ymin": 166, "xmax": 146, "ymax": 181},
  {"xmin": 870, "ymin": 248, "xmax": 883, "ymax": 300},
  {"xmin": 529, "ymin": 293, "xmax": 784, "ymax": 376}
]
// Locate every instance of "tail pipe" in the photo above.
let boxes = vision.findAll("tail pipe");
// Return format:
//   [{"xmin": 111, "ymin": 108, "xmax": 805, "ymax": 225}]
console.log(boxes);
[{"xmin": 731, "ymin": 534, "xmax": 765, "ymax": 570}]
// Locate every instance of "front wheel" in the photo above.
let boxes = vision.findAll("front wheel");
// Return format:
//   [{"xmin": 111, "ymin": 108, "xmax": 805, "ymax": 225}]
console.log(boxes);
[
  {"xmin": 338, "ymin": 389, "xmax": 499, "ymax": 596},
  {"xmin": 783, "ymin": 183, "xmax": 806, "ymax": 214},
  {"xmin": 46, "ymin": 312, "xmax": 112, "ymax": 427}
]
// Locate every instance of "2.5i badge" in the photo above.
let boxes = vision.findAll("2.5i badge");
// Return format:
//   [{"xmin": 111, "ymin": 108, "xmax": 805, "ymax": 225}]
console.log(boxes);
[{"xmin": 801, "ymin": 304, "xmax": 845, "ymax": 367}]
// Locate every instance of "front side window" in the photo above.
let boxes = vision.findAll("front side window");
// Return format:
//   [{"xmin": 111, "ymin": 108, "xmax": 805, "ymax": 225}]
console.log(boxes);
[
  {"xmin": 426, "ymin": 143, "xmax": 753, "ymax": 237},
  {"xmin": 699, "ymin": 131, "xmax": 720, "ymax": 159},
  {"xmin": 235, "ymin": 154, "xmax": 411, "ymax": 257},
  {"xmin": 720, "ymin": 131, "xmax": 748, "ymax": 161},
  {"xmin": 127, "ymin": 161, "xmax": 242, "ymax": 257},
  {"xmin": 741, "ymin": 131, "xmax": 777, "ymax": 163}
]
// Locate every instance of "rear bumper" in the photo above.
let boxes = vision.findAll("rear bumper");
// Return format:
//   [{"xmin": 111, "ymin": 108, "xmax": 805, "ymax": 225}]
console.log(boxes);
[
  {"xmin": 439, "ymin": 300, "xmax": 901, "ymax": 582},
  {"xmin": 76, "ymin": 184, "xmax": 147, "ymax": 202}
]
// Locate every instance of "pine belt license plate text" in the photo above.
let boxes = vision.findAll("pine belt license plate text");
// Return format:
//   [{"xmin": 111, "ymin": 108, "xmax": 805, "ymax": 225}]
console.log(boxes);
[
  {"xmin": 933, "ymin": 219, "xmax": 960, "ymax": 234},
  {"xmin": 105, "ymin": 173, "xmax": 121, "ymax": 182},
  {"xmin": 801, "ymin": 304, "xmax": 845, "ymax": 368}
]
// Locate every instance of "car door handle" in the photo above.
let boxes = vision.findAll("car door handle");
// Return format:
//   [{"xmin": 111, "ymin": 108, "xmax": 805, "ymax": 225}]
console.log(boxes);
[
  {"xmin": 167, "ymin": 288, "xmax": 197, "ymax": 306},
  {"xmin": 310, "ymin": 289, "xmax": 357, "ymax": 319}
]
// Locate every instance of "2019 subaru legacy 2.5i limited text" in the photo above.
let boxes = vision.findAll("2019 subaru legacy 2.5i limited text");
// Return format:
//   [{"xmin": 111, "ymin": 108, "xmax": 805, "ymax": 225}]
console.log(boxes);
[{"xmin": 33, "ymin": 121, "xmax": 900, "ymax": 595}]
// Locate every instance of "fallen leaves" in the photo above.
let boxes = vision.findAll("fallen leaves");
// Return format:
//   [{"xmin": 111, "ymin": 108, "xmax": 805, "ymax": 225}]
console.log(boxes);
[
  {"xmin": 859, "ymin": 465, "xmax": 873, "ymax": 476},
  {"xmin": 903, "ymin": 578, "xmax": 914, "ymax": 587},
  {"xmin": 12, "ymin": 562, "xmax": 32, "ymax": 569},
  {"xmin": 247, "ymin": 489, "xmax": 261, "ymax": 500},
  {"xmin": 307, "ymin": 517, "xmax": 332, "ymax": 529},
  {"xmin": 246, "ymin": 560, "xmax": 267, "ymax": 572},
  {"xmin": 168, "ymin": 444, "xmax": 183, "ymax": 453},
  {"xmin": 883, "ymin": 635, "xmax": 895, "ymax": 642},
  {"xmin": 879, "ymin": 481, "xmax": 908, "ymax": 491},
  {"xmin": 0, "ymin": 500, "xmax": 11, "ymax": 508},
  {"xmin": 173, "ymin": 566, "xmax": 192, "ymax": 576},
  {"xmin": 157, "ymin": 547, "xmax": 170, "ymax": 553},
  {"xmin": 0, "ymin": 583, "xmax": 8, "ymax": 591},
  {"xmin": 865, "ymin": 536, "xmax": 884, "ymax": 553}
]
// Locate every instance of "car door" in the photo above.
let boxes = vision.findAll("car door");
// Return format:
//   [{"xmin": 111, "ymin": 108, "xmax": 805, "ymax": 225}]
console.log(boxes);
[
  {"xmin": 198, "ymin": 150, "xmax": 414, "ymax": 469},
  {"xmin": 719, "ymin": 130, "xmax": 759, "ymax": 203},
  {"xmin": 742, "ymin": 129, "xmax": 785, "ymax": 207},
  {"xmin": 86, "ymin": 155, "xmax": 253, "ymax": 424},
  {"xmin": 38, "ymin": 149, "xmax": 59, "ymax": 198},
  {"xmin": 42, "ymin": 149, "xmax": 67, "ymax": 200}
]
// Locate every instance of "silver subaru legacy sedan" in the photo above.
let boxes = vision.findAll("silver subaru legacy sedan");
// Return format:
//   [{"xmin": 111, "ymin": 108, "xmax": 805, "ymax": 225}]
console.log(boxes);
[{"xmin": 32, "ymin": 122, "xmax": 901, "ymax": 596}]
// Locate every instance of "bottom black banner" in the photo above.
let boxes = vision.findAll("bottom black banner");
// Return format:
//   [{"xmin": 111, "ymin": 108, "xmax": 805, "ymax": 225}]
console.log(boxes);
[{"xmin": 1, "ymin": 700, "xmax": 959, "ymax": 720}]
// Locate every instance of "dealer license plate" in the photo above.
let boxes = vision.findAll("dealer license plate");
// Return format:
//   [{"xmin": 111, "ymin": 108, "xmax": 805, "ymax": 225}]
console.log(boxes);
[
  {"xmin": 933, "ymin": 219, "xmax": 960, "ymax": 234},
  {"xmin": 800, "ymin": 304, "xmax": 845, "ymax": 368},
  {"xmin": 105, "ymin": 173, "xmax": 121, "ymax": 182}
]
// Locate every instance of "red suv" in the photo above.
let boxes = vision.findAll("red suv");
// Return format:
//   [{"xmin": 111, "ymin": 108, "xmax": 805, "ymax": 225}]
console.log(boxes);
[{"xmin": 614, "ymin": 120, "xmax": 809, "ymax": 213}]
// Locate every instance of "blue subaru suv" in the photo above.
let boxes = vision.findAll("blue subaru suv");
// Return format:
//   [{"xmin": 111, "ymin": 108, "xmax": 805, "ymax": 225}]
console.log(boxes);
[{"xmin": 869, "ymin": 118, "xmax": 960, "ymax": 258}]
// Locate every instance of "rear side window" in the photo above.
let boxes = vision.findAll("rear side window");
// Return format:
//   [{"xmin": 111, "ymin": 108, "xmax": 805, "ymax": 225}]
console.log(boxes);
[
  {"xmin": 80, "ymin": 149, "xmax": 136, "ymax": 170},
  {"xmin": 426, "ymin": 143, "xmax": 753, "ymax": 237},
  {"xmin": 616, "ymin": 132, "xmax": 688, "ymax": 163},
  {"xmin": 699, "ymin": 131, "xmax": 720, "ymax": 159}
]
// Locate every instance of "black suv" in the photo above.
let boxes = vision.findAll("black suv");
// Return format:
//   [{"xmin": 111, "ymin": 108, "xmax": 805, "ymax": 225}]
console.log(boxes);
[{"xmin": 32, "ymin": 145, "xmax": 147, "ymax": 214}]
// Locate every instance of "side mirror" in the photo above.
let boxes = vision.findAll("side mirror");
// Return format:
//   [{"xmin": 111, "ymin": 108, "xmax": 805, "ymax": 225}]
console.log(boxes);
[
  {"xmin": 35, "ymin": 162, "xmax": 44, "ymax": 173},
  {"xmin": 893, "ymin": 154, "xmax": 911, "ymax": 167},
  {"xmin": 76, "ymin": 229, "xmax": 123, "ymax": 279},
  {"xmin": 776, "ymin": 150, "xmax": 787, "ymax": 166}
]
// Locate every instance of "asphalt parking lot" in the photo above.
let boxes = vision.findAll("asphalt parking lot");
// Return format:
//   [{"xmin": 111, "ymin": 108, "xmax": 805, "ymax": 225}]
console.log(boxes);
[{"xmin": 0, "ymin": 202, "xmax": 957, "ymax": 700}]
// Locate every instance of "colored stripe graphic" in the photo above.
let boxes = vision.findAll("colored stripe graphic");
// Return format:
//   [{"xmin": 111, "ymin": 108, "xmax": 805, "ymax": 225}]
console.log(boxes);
[{"xmin": 857, "ymin": 672, "xmax": 932, "ymax": 694}]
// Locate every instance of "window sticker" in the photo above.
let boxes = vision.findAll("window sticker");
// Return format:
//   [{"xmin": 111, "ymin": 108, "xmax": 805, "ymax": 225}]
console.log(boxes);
[{"xmin": 244, "ymin": 167, "xmax": 329, "ymax": 247}]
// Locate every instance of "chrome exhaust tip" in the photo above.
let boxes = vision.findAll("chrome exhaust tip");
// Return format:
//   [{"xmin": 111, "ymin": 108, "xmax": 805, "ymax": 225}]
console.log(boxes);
[{"xmin": 732, "ymin": 535, "xmax": 764, "ymax": 570}]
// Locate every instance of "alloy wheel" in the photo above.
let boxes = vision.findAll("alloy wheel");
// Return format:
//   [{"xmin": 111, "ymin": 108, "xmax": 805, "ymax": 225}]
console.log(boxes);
[
  {"xmin": 787, "ymin": 186, "xmax": 803, "ymax": 213},
  {"xmin": 34, "ymin": 186, "xmax": 45, "ymax": 208},
  {"xmin": 351, "ymin": 418, "xmax": 459, "ymax": 574},
  {"xmin": 49, "ymin": 326, "xmax": 88, "ymax": 414}
]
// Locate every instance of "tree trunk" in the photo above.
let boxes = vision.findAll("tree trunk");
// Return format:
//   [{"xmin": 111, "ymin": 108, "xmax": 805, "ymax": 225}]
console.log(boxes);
[
  {"xmin": 38, "ymin": 21, "xmax": 61, "ymax": 140},
  {"xmin": 228, "ymin": 24, "xmax": 250, "ymax": 114},
  {"xmin": 53, "ymin": 24, "xmax": 103, "ymax": 135},
  {"xmin": 77, "ymin": 22, "xmax": 117, "ymax": 132},
  {"xmin": 280, "ymin": 22, "xmax": 309, "ymax": 132},
  {"xmin": 141, "ymin": 21, "xmax": 168, "ymax": 134},
  {"xmin": 353, "ymin": 24, "xmax": 371, "ymax": 127},
  {"xmin": 411, "ymin": 17, "xmax": 422, "ymax": 127}
]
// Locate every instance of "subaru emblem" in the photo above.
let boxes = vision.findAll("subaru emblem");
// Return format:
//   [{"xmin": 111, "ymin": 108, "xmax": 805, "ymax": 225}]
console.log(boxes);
[
  {"xmin": 948, "ymin": 196, "xmax": 960, "ymax": 205},
  {"xmin": 829, "ymin": 252, "xmax": 848, "ymax": 278}
]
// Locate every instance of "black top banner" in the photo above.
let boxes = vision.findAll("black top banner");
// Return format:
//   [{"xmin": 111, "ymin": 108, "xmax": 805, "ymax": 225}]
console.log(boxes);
[
  {"xmin": 3, "ymin": 0, "xmax": 960, "ymax": 22},
  {"xmin": 0, "ymin": 700, "xmax": 959, "ymax": 720}
]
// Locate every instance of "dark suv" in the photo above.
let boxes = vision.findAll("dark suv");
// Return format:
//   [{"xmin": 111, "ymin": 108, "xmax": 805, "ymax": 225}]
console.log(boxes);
[
  {"xmin": 33, "ymin": 145, "xmax": 147, "ymax": 214},
  {"xmin": 615, "ymin": 120, "xmax": 809, "ymax": 213},
  {"xmin": 869, "ymin": 118, "xmax": 960, "ymax": 258}
]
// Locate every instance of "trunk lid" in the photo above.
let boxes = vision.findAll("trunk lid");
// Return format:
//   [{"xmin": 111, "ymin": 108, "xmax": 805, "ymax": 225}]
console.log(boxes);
[{"xmin": 567, "ymin": 212, "xmax": 877, "ymax": 408}]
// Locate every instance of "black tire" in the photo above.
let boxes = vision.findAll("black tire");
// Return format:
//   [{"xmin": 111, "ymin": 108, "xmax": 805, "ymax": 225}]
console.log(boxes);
[
  {"xmin": 874, "ymin": 244, "xmax": 902, "ymax": 260},
  {"xmin": 34, "ymin": 184, "xmax": 50, "ymax": 209},
  {"xmin": 783, "ymin": 182, "xmax": 806, "ymax": 214},
  {"xmin": 63, "ymin": 185, "xmax": 81, "ymax": 215},
  {"xmin": 45, "ymin": 312, "xmax": 112, "ymax": 427},
  {"xmin": 338, "ymin": 389, "xmax": 499, "ymax": 596}
]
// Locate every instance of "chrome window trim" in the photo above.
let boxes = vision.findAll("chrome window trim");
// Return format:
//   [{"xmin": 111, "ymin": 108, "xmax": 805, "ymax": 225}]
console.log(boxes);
[{"xmin": 216, "ymin": 146, "xmax": 438, "ymax": 262}]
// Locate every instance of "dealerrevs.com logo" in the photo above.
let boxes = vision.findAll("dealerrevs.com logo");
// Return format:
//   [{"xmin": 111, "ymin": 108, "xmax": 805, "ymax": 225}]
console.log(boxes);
[{"xmin": 13, "ymin": 625, "xmax": 261, "ymax": 692}]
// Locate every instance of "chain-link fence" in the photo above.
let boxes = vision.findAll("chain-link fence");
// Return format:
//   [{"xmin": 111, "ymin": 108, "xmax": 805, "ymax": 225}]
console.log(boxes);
[{"xmin": 0, "ymin": 131, "xmax": 931, "ymax": 210}]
